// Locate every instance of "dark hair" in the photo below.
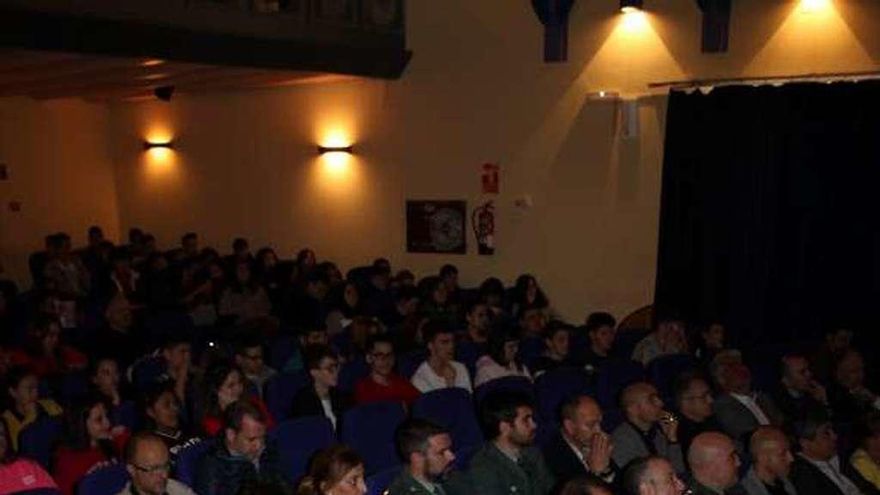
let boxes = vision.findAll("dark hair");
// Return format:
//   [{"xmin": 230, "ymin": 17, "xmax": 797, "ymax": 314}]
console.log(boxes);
[
  {"xmin": 393, "ymin": 286, "xmax": 418, "ymax": 304},
  {"xmin": 124, "ymin": 431, "xmax": 166, "ymax": 463},
  {"xmin": 203, "ymin": 362, "xmax": 244, "ymax": 418},
  {"xmin": 395, "ymin": 418, "xmax": 449, "ymax": 463},
  {"xmin": 672, "ymin": 371, "xmax": 710, "ymax": 408},
  {"xmin": 326, "ymin": 282, "xmax": 361, "ymax": 318},
  {"xmin": 65, "ymin": 394, "xmax": 116, "ymax": 457},
  {"xmin": 365, "ymin": 334, "xmax": 395, "ymax": 354},
  {"xmin": 465, "ymin": 299, "xmax": 488, "ymax": 317},
  {"xmin": 585, "ymin": 312, "xmax": 616, "ymax": 333},
  {"xmin": 88, "ymin": 226, "xmax": 103, "ymax": 237},
  {"xmin": 422, "ymin": 318, "xmax": 453, "ymax": 344},
  {"xmin": 24, "ymin": 313, "xmax": 61, "ymax": 358},
  {"xmin": 303, "ymin": 345, "xmax": 337, "ymax": 372},
  {"xmin": 439, "ymin": 264, "xmax": 458, "ymax": 278},
  {"xmin": 297, "ymin": 445, "xmax": 363, "ymax": 495},
  {"xmin": 5, "ymin": 366, "xmax": 36, "ymax": 395},
  {"xmin": 559, "ymin": 395, "xmax": 593, "ymax": 424},
  {"xmin": 512, "ymin": 274, "xmax": 548, "ymax": 309},
  {"xmin": 224, "ymin": 399, "xmax": 267, "ymax": 433},
  {"xmin": 480, "ymin": 391, "xmax": 533, "ymax": 440},
  {"xmin": 296, "ymin": 249, "xmax": 315, "ymax": 267},
  {"xmin": 128, "ymin": 228, "xmax": 144, "ymax": 244},
  {"xmin": 233, "ymin": 238, "xmax": 249, "ymax": 252},
  {"xmin": 622, "ymin": 456, "xmax": 659, "ymax": 495},
  {"xmin": 479, "ymin": 277, "xmax": 505, "ymax": 301},
  {"xmin": 792, "ymin": 410, "xmax": 832, "ymax": 441},
  {"xmin": 181, "ymin": 232, "xmax": 197, "ymax": 244},
  {"xmin": 557, "ymin": 476, "xmax": 613, "ymax": 495},
  {"xmin": 487, "ymin": 329, "xmax": 522, "ymax": 369},
  {"xmin": 542, "ymin": 320, "xmax": 570, "ymax": 341},
  {"xmin": 234, "ymin": 334, "xmax": 263, "ymax": 357},
  {"xmin": 139, "ymin": 380, "xmax": 179, "ymax": 430}
]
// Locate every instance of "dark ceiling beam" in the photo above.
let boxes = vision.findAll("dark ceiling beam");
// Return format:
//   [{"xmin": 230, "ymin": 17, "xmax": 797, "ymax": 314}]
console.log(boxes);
[
  {"xmin": 697, "ymin": 0, "xmax": 732, "ymax": 53},
  {"xmin": 531, "ymin": 0, "xmax": 577, "ymax": 63},
  {"xmin": 0, "ymin": 6, "xmax": 411, "ymax": 79}
]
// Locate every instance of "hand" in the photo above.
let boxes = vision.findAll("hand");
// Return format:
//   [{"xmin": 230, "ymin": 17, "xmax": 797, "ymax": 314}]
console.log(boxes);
[
  {"xmin": 658, "ymin": 412, "xmax": 678, "ymax": 443},
  {"xmin": 587, "ymin": 431, "xmax": 613, "ymax": 475}
]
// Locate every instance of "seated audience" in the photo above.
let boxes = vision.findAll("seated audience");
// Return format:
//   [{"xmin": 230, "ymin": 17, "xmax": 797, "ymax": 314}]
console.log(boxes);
[
  {"xmin": 218, "ymin": 262, "xmax": 272, "ymax": 325},
  {"xmin": 296, "ymin": 444, "xmax": 367, "ymax": 495},
  {"xmin": 43, "ymin": 232, "xmax": 91, "ymax": 299},
  {"xmin": 418, "ymin": 276, "xmax": 453, "ymax": 321},
  {"xmin": 89, "ymin": 356, "xmax": 125, "ymax": 409},
  {"xmin": 850, "ymin": 412, "xmax": 880, "ymax": 491},
  {"xmin": 478, "ymin": 277, "xmax": 507, "ymax": 318},
  {"xmin": 631, "ymin": 313, "xmax": 688, "ymax": 367},
  {"xmin": 281, "ymin": 326, "xmax": 329, "ymax": 373},
  {"xmin": 195, "ymin": 400, "xmax": 289, "ymax": 495},
  {"xmin": 712, "ymin": 355, "xmax": 783, "ymax": 443},
  {"xmin": 673, "ymin": 371, "xmax": 721, "ymax": 458},
  {"xmin": 10, "ymin": 314, "xmax": 86, "ymax": 378},
  {"xmin": 810, "ymin": 327, "xmax": 854, "ymax": 385},
  {"xmin": 157, "ymin": 334, "xmax": 196, "ymax": 420},
  {"xmin": 200, "ymin": 362, "xmax": 273, "ymax": 437},
  {"xmin": 291, "ymin": 345, "xmax": 350, "ymax": 431},
  {"xmin": 285, "ymin": 271, "xmax": 329, "ymax": 334},
  {"xmin": 0, "ymin": 418, "xmax": 58, "ymax": 493},
  {"xmin": 117, "ymin": 431, "xmax": 196, "ymax": 495},
  {"xmin": 141, "ymin": 380, "xmax": 194, "ymax": 463},
  {"xmin": 324, "ymin": 281, "xmax": 364, "ymax": 337},
  {"xmin": 829, "ymin": 350, "xmax": 880, "ymax": 423},
  {"xmin": 582, "ymin": 312, "xmax": 616, "ymax": 374},
  {"xmin": 387, "ymin": 418, "xmax": 460, "ymax": 495},
  {"xmin": 773, "ymin": 353, "xmax": 829, "ymax": 422},
  {"xmin": 741, "ymin": 426, "xmax": 796, "ymax": 495},
  {"xmin": 789, "ymin": 412, "xmax": 864, "ymax": 495},
  {"xmin": 469, "ymin": 391, "xmax": 554, "ymax": 495},
  {"xmin": 542, "ymin": 395, "xmax": 615, "ymax": 485},
  {"xmin": 234, "ymin": 335, "xmax": 276, "ymax": 398},
  {"xmin": 474, "ymin": 329, "xmax": 532, "ymax": 388},
  {"xmin": 510, "ymin": 274, "xmax": 549, "ymax": 317},
  {"xmin": 2, "ymin": 366, "xmax": 63, "ymax": 452},
  {"xmin": 353, "ymin": 335, "xmax": 420, "ymax": 406},
  {"xmin": 411, "ymin": 320, "xmax": 472, "ymax": 393},
  {"xmin": 439, "ymin": 264, "xmax": 460, "ymax": 307},
  {"xmin": 518, "ymin": 305, "xmax": 548, "ymax": 340},
  {"xmin": 531, "ymin": 321, "xmax": 575, "ymax": 377},
  {"xmin": 687, "ymin": 432, "xmax": 741, "ymax": 495},
  {"xmin": 621, "ymin": 456, "xmax": 687, "ymax": 495},
  {"xmin": 53, "ymin": 395, "xmax": 129, "ymax": 495},
  {"xmin": 460, "ymin": 300, "xmax": 491, "ymax": 349},
  {"xmin": 611, "ymin": 381, "xmax": 684, "ymax": 473}
]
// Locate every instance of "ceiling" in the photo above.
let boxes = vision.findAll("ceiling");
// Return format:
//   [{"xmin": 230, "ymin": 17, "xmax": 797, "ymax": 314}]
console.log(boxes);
[{"xmin": 0, "ymin": 48, "xmax": 357, "ymax": 101}]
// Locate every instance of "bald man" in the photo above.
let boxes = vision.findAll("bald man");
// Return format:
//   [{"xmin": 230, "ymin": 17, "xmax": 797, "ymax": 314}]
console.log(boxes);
[
  {"xmin": 622, "ymin": 456, "xmax": 687, "ymax": 495},
  {"xmin": 543, "ymin": 395, "xmax": 615, "ymax": 484},
  {"xmin": 741, "ymin": 427, "xmax": 796, "ymax": 495},
  {"xmin": 611, "ymin": 382, "xmax": 684, "ymax": 473},
  {"xmin": 688, "ymin": 432, "xmax": 741, "ymax": 495},
  {"xmin": 118, "ymin": 432, "xmax": 196, "ymax": 495}
]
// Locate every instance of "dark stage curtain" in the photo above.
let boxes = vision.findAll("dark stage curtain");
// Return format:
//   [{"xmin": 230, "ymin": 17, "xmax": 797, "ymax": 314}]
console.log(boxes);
[{"xmin": 654, "ymin": 81, "xmax": 880, "ymax": 347}]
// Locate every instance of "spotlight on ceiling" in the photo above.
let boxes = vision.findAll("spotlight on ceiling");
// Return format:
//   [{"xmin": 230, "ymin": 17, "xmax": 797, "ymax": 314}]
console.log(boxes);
[
  {"xmin": 154, "ymin": 85, "xmax": 175, "ymax": 102},
  {"xmin": 620, "ymin": 0, "xmax": 644, "ymax": 13}
]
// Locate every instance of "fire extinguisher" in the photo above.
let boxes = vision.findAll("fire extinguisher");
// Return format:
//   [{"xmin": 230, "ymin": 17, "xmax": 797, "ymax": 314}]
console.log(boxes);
[{"xmin": 472, "ymin": 200, "xmax": 495, "ymax": 255}]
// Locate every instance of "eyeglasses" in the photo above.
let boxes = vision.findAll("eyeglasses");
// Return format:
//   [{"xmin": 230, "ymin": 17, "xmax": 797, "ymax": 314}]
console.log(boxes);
[{"xmin": 131, "ymin": 462, "xmax": 171, "ymax": 474}]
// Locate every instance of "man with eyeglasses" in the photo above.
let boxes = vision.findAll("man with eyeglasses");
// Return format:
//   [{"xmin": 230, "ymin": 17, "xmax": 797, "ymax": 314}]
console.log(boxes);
[
  {"xmin": 674, "ymin": 372, "xmax": 722, "ymax": 461},
  {"xmin": 354, "ymin": 334, "xmax": 420, "ymax": 406},
  {"xmin": 622, "ymin": 456, "xmax": 687, "ymax": 495},
  {"xmin": 234, "ymin": 335, "xmax": 276, "ymax": 398},
  {"xmin": 118, "ymin": 432, "xmax": 195, "ymax": 495},
  {"xmin": 687, "ymin": 432, "xmax": 742, "ymax": 495}
]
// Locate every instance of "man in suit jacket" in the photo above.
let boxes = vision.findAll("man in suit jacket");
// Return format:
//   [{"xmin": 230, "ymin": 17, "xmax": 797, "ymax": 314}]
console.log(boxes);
[
  {"xmin": 772, "ymin": 353, "xmax": 829, "ymax": 423},
  {"xmin": 611, "ymin": 382, "xmax": 685, "ymax": 473},
  {"xmin": 790, "ymin": 413, "xmax": 862, "ymax": 495},
  {"xmin": 468, "ymin": 391, "xmax": 555, "ymax": 495},
  {"xmin": 741, "ymin": 427, "xmax": 797, "ymax": 495},
  {"xmin": 290, "ymin": 344, "xmax": 350, "ymax": 431},
  {"xmin": 387, "ymin": 418, "xmax": 461, "ymax": 495},
  {"xmin": 542, "ymin": 395, "xmax": 615, "ymax": 486},
  {"xmin": 687, "ymin": 432, "xmax": 742, "ymax": 495},
  {"xmin": 712, "ymin": 359, "xmax": 784, "ymax": 444}
]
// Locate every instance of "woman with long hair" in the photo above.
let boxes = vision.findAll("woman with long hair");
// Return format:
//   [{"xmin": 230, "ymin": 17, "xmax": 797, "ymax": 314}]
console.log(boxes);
[
  {"xmin": 474, "ymin": 328, "xmax": 532, "ymax": 388},
  {"xmin": 199, "ymin": 362, "xmax": 273, "ymax": 436},
  {"xmin": 296, "ymin": 445, "xmax": 366, "ymax": 495}
]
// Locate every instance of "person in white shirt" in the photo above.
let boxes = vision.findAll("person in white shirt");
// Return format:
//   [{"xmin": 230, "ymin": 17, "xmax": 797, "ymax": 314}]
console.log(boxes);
[
  {"xmin": 474, "ymin": 329, "xmax": 532, "ymax": 388},
  {"xmin": 117, "ymin": 432, "xmax": 196, "ymax": 495},
  {"xmin": 790, "ymin": 413, "xmax": 863, "ymax": 495},
  {"xmin": 411, "ymin": 320, "xmax": 472, "ymax": 393}
]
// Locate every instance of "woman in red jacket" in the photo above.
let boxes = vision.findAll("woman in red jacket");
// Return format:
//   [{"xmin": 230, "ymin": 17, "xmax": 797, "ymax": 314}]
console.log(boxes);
[
  {"xmin": 199, "ymin": 362, "xmax": 273, "ymax": 437},
  {"xmin": 52, "ymin": 395, "xmax": 128, "ymax": 495}
]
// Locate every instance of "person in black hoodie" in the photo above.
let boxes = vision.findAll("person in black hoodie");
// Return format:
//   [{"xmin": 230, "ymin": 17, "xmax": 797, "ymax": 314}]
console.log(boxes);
[{"xmin": 290, "ymin": 344, "xmax": 350, "ymax": 432}]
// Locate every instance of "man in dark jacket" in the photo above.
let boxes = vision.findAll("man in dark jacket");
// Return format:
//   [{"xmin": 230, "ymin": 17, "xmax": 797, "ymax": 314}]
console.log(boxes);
[
  {"xmin": 195, "ymin": 400, "xmax": 289, "ymax": 495},
  {"xmin": 542, "ymin": 395, "xmax": 615, "ymax": 486},
  {"xmin": 790, "ymin": 412, "xmax": 863, "ymax": 495},
  {"xmin": 387, "ymin": 418, "xmax": 462, "ymax": 495}
]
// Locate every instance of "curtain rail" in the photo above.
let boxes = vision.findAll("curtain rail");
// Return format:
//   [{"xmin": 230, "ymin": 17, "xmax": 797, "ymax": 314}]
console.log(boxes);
[{"xmin": 648, "ymin": 69, "xmax": 880, "ymax": 89}]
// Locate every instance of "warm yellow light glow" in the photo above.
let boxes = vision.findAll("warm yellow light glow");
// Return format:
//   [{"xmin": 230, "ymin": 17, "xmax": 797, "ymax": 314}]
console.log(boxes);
[
  {"xmin": 322, "ymin": 151, "xmax": 352, "ymax": 173},
  {"xmin": 800, "ymin": 0, "xmax": 832, "ymax": 14},
  {"xmin": 146, "ymin": 146, "xmax": 173, "ymax": 163},
  {"xmin": 620, "ymin": 6, "xmax": 640, "ymax": 14},
  {"xmin": 141, "ymin": 59, "xmax": 165, "ymax": 67},
  {"xmin": 321, "ymin": 131, "xmax": 352, "ymax": 150},
  {"xmin": 620, "ymin": 10, "xmax": 650, "ymax": 34}
]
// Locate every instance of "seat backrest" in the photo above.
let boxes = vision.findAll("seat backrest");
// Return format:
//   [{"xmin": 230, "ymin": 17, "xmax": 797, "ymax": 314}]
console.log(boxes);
[
  {"xmin": 455, "ymin": 341, "xmax": 483, "ymax": 379},
  {"xmin": 648, "ymin": 354, "xmax": 698, "ymax": 399},
  {"xmin": 78, "ymin": 462, "xmax": 129, "ymax": 495},
  {"xmin": 516, "ymin": 337, "xmax": 546, "ymax": 369},
  {"xmin": 341, "ymin": 401, "xmax": 406, "ymax": 474},
  {"xmin": 270, "ymin": 416, "xmax": 336, "ymax": 483},
  {"xmin": 264, "ymin": 371, "xmax": 311, "ymax": 421},
  {"xmin": 173, "ymin": 439, "xmax": 211, "ymax": 488},
  {"xmin": 474, "ymin": 375, "xmax": 534, "ymax": 406},
  {"xmin": 612, "ymin": 330, "xmax": 649, "ymax": 359},
  {"xmin": 19, "ymin": 416, "xmax": 62, "ymax": 469},
  {"xmin": 268, "ymin": 335, "xmax": 298, "ymax": 370},
  {"xmin": 396, "ymin": 350, "xmax": 426, "ymax": 380},
  {"xmin": 534, "ymin": 366, "xmax": 593, "ymax": 423},
  {"xmin": 130, "ymin": 356, "xmax": 168, "ymax": 391},
  {"xmin": 365, "ymin": 465, "xmax": 402, "ymax": 495},
  {"xmin": 596, "ymin": 359, "xmax": 645, "ymax": 409},
  {"xmin": 412, "ymin": 388, "xmax": 483, "ymax": 449},
  {"xmin": 338, "ymin": 358, "xmax": 370, "ymax": 394},
  {"xmin": 112, "ymin": 400, "xmax": 139, "ymax": 431}
]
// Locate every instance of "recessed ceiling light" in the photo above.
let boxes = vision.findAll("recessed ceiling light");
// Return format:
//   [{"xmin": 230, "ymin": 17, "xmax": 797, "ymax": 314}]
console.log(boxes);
[{"xmin": 140, "ymin": 59, "xmax": 165, "ymax": 67}]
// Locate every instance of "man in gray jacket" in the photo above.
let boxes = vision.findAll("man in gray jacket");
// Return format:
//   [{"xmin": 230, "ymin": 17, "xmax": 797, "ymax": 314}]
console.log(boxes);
[
  {"xmin": 611, "ymin": 381, "xmax": 685, "ymax": 473},
  {"xmin": 740, "ymin": 426, "xmax": 797, "ymax": 495}
]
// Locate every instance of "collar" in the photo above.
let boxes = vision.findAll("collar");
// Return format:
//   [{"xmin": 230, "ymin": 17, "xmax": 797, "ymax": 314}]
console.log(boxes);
[
  {"xmin": 410, "ymin": 472, "xmax": 441, "ymax": 493},
  {"xmin": 798, "ymin": 452, "xmax": 841, "ymax": 471},
  {"xmin": 730, "ymin": 392, "xmax": 756, "ymax": 401},
  {"xmin": 493, "ymin": 441, "xmax": 521, "ymax": 464},
  {"xmin": 127, "ymin": 482, "xmax": 168, "ymax": 495},
  {"xmin": 562, "ymin": 432, "xmax": 588, "ymax": 463}
]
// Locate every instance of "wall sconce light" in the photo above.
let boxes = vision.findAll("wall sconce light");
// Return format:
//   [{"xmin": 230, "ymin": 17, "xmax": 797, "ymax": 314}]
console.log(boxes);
[
  {"xmin": 317, "ymin": 145, "xmax": 354, "ymax": 154},
  {"xmin": 620, "ymin": 0, "xmax": 644, "ymax": 13},
  {"xmin": 143, "ymin": 141, "xmax": 175, "ymax": 151}
]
